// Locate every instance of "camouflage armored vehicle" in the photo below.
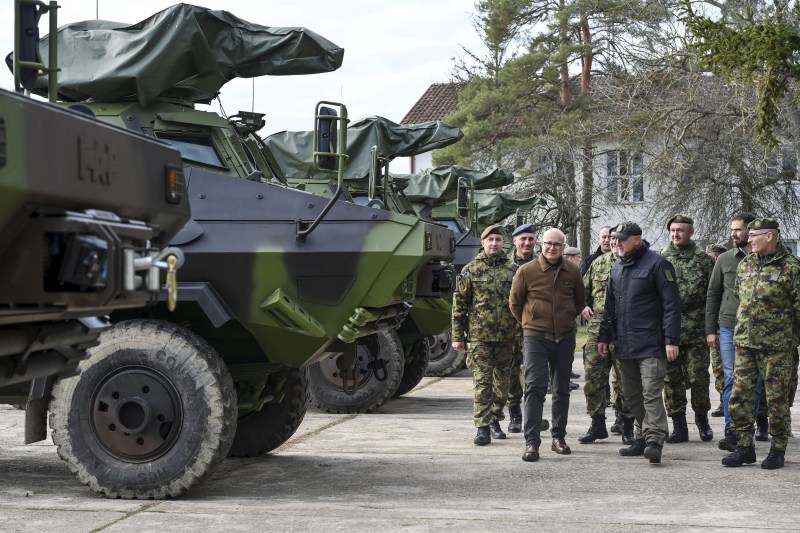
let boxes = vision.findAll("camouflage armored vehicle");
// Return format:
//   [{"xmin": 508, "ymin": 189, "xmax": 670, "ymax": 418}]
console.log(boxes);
[
  {"xmin": 12, "ymin": 4, "xmax": 456, "ymax": 498},
  {"xmin": 262, "ymin": 117, "xmax": 465, "ymax": 408},
  {"xmin": 1, "ymin": 0, "xmax": 188, "ymax": 459}
]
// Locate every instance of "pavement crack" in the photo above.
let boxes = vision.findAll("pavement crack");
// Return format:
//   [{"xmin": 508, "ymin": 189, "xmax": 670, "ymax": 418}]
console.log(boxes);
[{"xmin": 92, "ymin": 501, "xmax": 162, "ymax": 532}]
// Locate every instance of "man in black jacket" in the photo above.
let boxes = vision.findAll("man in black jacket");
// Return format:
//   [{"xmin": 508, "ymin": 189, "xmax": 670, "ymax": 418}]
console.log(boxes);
[{"xmin": 598, "ymin": 222, "xmax": 681, "ymax": 464}]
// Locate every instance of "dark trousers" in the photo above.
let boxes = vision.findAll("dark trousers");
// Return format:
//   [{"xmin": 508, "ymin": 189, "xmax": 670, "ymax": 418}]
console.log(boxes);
[{"xmin": 523, "ymin": 335, "xmax": 575, "ymax": 447}]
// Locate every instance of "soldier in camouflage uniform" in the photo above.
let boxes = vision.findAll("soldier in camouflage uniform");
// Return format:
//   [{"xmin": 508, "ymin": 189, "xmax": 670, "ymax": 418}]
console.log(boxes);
[
  {"xmin": 578, "ymin": 241, "xmax": 635, "ymax": 445},
  {"xmin": 660, "ymin": 214, "xmax": 714, "ymax": 443},
  {"xmin": 722, "ymin": 219, "xmax": 800, "ymax": 469},
  {"xmin": 505, "ymin": 224, "xmax": 549, "ymax": 434},
  {"xmin": 452, "ymin": 224, "xmax": 519, "ymax": 446}
]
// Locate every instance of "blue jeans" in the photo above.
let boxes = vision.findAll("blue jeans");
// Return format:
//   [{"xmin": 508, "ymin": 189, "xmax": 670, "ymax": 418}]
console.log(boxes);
[{"xmin": 720, "ymin": 326, "xmax": 762, "ymax": 434}]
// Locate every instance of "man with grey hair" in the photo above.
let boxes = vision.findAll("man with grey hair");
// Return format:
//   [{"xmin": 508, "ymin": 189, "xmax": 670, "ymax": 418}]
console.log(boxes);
[
  {"xmin": 580, "ymin": 226, "xmax": 612, "ymax": 276},
  {"xmin": 510, "ymin": 228, "xmax": 584, "ymax": 462}
]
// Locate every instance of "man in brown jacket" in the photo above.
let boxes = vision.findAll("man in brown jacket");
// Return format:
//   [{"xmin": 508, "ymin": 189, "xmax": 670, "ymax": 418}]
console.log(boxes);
[{"xmin": 509, "ymin": 227, "xmax": 585, "ymax": 462}]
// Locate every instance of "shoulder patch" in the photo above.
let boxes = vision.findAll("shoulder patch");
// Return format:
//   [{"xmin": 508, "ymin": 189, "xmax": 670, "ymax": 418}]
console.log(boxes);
[{"xmin": 665, "ymin": 269, "xmax": 675, "ymax": 282}]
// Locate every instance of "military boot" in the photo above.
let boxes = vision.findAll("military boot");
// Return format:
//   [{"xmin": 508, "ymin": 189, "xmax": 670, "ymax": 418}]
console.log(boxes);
[
  {"xmin": 490, "ymin": 421, "xmax": 507, "ymax": 440},
  {"xmin": 711, "ymin": 395, "xmax": 723, "ymax": 417},
  {"xmin": 754, "ymin": 416, "xmax": 769, "ymax": 441},
  {"xmin": 609, "ymin": 411, "xmax": 623, "ymax": 435},
  {"xmin": 643, "ymin": 442, "xmax": 663, "ymax": 464},
  {"xmin": 695, "ymin": 412, "xmax": 714, "ymax": 442},
  {"xmin": 761, "ymin": 447, "xmax": 785, "ymax": 470},
  {"xmin": 621, "ymin": 416, "xmax": 635, "ymax": 445},
  {"xmin": 666, "ymin": 413, "xmax": 689, "ymax": 443},
  {"xmin": 474, "ymin": 426, "xmax": 491, "ymax": 446},
  {"xmin": 718, "ymin": 430, "xmax": 737, "ymax": 452},
  {"xmin": 578, "ymin": 414, "xmax": 609, "ymax": 444},
  {"xmin": 721, "ymin": 445, "xmax": 756, "ymax": 467},
  {"xmin": 507, "ymin": 405, "xmax": 522, "ymax": 434},
  {"xmin": 619, "ymin": 439, "xmax": 646, "ymax": 457}
]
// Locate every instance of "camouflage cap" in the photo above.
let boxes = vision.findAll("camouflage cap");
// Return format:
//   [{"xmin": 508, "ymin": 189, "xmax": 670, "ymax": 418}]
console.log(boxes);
[
  {"xmin": 563, "ymin": 246, "xmax": 581, "ymax": 256},
  {"xmin": 747, "ymin": 218, "xmax": 779, "ymax": 230},
  {"xmin": 610, "ymin": 221, "xmax": 642, "ymax": 239},
  {"xmin": 666, "ymin": 213, "xmax": 694, "ymax": 229},
  {"xmin": 480, "ymin": 224, "xmax": 504, "ymax": 240},
  {"xmin": 706, "ymin": 243, "xmax": 727, "ymax": 254},
  {"xmin": 511, "ymin": 223, "xmax": 536, "ymax": 237}
]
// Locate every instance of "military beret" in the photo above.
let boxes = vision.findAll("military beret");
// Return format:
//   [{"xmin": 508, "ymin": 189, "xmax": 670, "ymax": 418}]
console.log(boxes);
[
  {"xmin": 610, "ymin": 221, "xmax": 642, "ymax": 239},
  {"xmin": 511, "ymin": 223, "xmax": 536, "ymax": 237},
  {"xmin": 706, "ymin": 243, "xmax": 728, "ymax": 254},
  {"xmin": 480, "ymin": 224, "xmax": 504, "ymax": 240},
  {"xmin": 666, "ymin": 213, "xmax": 694, "ymax": 229},
  {"xmin": 564, "ymin": 246, "xmax": 581, "ymax": 256},
  {"xmin": 748, "ymin": 218, "xmax": 779, "ymax": 230}
]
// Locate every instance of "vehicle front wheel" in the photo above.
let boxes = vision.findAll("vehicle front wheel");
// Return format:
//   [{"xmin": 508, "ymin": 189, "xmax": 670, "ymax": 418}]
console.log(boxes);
[
  {"xmin": 307, "ymin": 330, "xmax": 403, "ymax": 413},
  {"xmin": 49, "ymin": 320, "xmax": 237, "ymax": 499}
]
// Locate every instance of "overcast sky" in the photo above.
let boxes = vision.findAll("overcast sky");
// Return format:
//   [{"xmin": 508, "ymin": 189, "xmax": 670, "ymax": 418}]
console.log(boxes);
[{"xmin": 0, "ymin": 0, "xmax": 484, "ymax": 154}]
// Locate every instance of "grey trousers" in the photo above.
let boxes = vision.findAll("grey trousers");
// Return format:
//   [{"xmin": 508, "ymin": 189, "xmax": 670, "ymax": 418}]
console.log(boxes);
[
  {"xmin": 618, "ymin": 357, "xmax": 669, "ymax": 445},
  {"xmin": 523, "ymin": 335, "xmax": 575, "ymax": 447}
]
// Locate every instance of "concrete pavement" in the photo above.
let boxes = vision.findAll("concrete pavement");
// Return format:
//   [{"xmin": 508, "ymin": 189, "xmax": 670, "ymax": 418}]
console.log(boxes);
[{"xmin": 1, "ymin": 356, "xmax": 798, "ymax": 532}]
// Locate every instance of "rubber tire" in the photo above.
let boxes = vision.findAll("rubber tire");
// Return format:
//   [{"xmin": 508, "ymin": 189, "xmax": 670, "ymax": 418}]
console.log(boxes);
[
  {"xmin": 393, "ymin": 339, "xmax": 429, "ymax": 397},
  {"xmin": 49, "ymin": 320, "xmax": 237, "ymax": 499},
  {"xmin": 228, "ymin": 368, "xmax": 308, "ymax": 457},
  {"xmin": 424, "ymin": 330, "xmax": 467, "ymax": 377},
  {"xmin": 308, "ymin": 330, "xmax": 403, "ymax": 413}
]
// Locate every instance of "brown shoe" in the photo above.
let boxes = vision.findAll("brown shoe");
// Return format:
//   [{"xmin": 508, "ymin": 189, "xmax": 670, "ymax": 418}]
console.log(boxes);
[
  {"xmin": 551, "ymin": 437, "xmax": 571, "ymax": 455},
  {"xmin": 522, "ymin": 443, "xmax": 539, "ymax": 462}
]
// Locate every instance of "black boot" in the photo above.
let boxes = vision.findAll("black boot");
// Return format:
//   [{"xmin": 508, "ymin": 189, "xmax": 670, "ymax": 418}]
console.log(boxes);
[
  {"xmin": 761, "ymin": 447, "xmax": 785, "ymax": 469},
  {"xmin": 695, "ymin": 412, "xmax": 714, "ymax": 442},
  {"xmin": 619, "ymin": 439, "xmax": 646, "ymax": 456},
  {"xmin": 711, "ymin": 398, "xmax": 723, "ymax": 417},
  {"xmin": 721, "ymin": 445, "xmax": 756, "ymax": 467},
  {"xmin": 507, "ymin": 405, "xmax": 522, "ymax": 433},
  {"xmin": 609, "ymin": 412, "xmax": 623, "ymax": 434},
  {"xmin": 644, "ymin": 442, "xmax": 663, "ymax": 464},
  {"xmin": 474, "ymin": 426, "xmax": 491, "ymax": 446},
  {"xmin": 490, "ymin": 421, "xmax": 507, "ymax": 440},
  {"xmin": 754, "ymin": 416, "xmax": 769, "ymax": 441},
  {"xmin": 621, "ymin": 416, "xmax": 635, "ymax": 445},
  {"xmin": 718, "ymin": 430, "xmax": 737, "ymax": 452},
  {"xmin": 666, "ymin": 413, "xmax": 689, "ymax": 443},
  {"xmin": 578, "ymin": 414, "xmax": 609, "ymax": 444}
]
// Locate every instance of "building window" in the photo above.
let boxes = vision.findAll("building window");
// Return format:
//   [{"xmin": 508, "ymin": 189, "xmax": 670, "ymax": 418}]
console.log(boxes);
[
  {"xmin": 606, "ymin": 151, "xmax": 643, "ymax": 203},
  {"xmin": 766, "ymin": 145, "xmax": 797, "ymax": 181}
]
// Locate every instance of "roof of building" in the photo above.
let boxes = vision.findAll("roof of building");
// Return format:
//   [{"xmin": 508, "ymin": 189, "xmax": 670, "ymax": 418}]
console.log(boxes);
[{"xmin": 401, "ymin": 82, "xmax": 463, "ymax": 124}]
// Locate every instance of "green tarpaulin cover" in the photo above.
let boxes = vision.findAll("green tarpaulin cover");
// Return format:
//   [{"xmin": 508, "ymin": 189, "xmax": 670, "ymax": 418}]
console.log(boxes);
[
  {"xmin": 264, "ymin": 116, "xmax": 463, "ymax": 181},
  {"xmin": 403, "ymin": 166, "xmax": 515, "ymax": 204},
  {"xmin": 451, "ymin": 190, "xmax": 545, "ymax": 227},
  {"xmin": 13, "ymin": 3, "xmax": 344, "ymax": 105}
]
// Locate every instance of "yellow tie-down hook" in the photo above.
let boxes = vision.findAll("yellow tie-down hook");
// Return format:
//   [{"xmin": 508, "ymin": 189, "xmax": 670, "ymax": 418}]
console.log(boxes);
[{"xmin": 166, "ymin": 254, "xmax": 179, "ymax": 311}]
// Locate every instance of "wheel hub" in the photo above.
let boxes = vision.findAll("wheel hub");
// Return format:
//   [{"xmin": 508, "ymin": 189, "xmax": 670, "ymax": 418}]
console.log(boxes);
[
  {"xmin": 316, "ymin": 344, "xmax": 374, "ymax": 390},
  {"xmin": 426, "ymin": 332, "xmax": 451, "ymax": 362},
  {"xmin": 91, "ymin": 367, "xmax": 182, "ymax": 462}
]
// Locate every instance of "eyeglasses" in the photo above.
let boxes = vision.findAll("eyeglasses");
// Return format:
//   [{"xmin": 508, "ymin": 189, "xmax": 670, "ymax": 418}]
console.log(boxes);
[
  {"xmin": 541, "ymin": 241, "xmax": 564, "ymax": 248},
  {"xmin": 748, "ymin": 231, "xmax": 770, "ymax": 238}
]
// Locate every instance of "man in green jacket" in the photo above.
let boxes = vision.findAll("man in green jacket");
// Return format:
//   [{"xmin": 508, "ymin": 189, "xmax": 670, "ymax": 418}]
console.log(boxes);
[
  {"xmin": 509, "ymin": 228, "xmax": 584, "ymax": 462},
  {"xmin": 453, "ymin": 224, "xmax": 519, "ymax": 446},
  {"xmin": 660, "ymin": 214, "xmax": 714, "ymax": 443},
  {"xmin": 722, "ymin": 219, "xmax": 800, "ymax": 469},
  {"xmin": 705, "ymin": 212, "xmax": 766, "ymax": 451}
]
